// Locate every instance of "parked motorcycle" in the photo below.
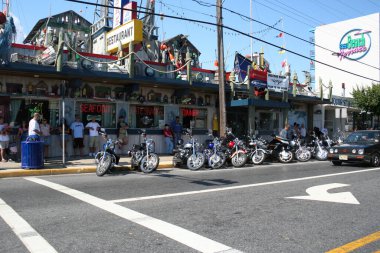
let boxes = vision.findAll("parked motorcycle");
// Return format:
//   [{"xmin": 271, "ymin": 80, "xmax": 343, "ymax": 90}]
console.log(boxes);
[
  {"xmin": 128, "ymin": 129, "xmax": 160, "ymax": 173},
  {"xmin": 308, "ymin": 133, "xmax": 328, "ymax": 161},
  {"xmin": 246, "ymin": 135, "xmax": 267, "ymax": 165},
  {"xmin": 95, "ymin": 131, "xmax": 120, "ymax": 176},
  {"xmin": 267, "ymin": 135, "xmax": 294, "ymax": 163},
  {"xmin": 223, "ymin": 130, "xmax": 247, "ymax": 167},
  {"xmin": 203, "ymin": 135, "xmax": 226, "ymax": 169},
  {"xmin": 172, "ymin": 129, "xmax": 205, "ymax": 170},
  {"xmin": 290, "ymin": 137, "xmax": 311, "ymax": 162}
]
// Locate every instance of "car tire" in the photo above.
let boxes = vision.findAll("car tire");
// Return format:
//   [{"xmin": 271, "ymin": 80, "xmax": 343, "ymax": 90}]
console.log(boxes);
[
  {"xmin": 371, "ymin": 153, "xmax": 380, "ymax": 167},
  {"xmin": 332, "ymin": 161, "xmax": 342, "ymax": 166}
]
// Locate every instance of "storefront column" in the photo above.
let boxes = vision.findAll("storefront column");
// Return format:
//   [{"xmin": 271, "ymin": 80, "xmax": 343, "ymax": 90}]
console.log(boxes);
[
  {"xmin": 248, "ymin": 105, "xmax": 256, "ymax": 135},
  {"xmin": 307, "ymin": 104, "xmax": 314, "ymax": 131}
]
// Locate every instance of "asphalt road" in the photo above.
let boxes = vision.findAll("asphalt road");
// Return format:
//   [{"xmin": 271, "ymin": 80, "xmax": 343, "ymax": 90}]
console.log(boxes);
[{"xmin": 1, "ymin": 161, "xmax": 380, "ymax": 253}]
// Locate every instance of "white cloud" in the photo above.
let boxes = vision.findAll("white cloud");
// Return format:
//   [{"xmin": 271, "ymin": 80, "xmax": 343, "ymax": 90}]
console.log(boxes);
[{"xmin": 9, "ymin": 12, "xmax": 26, "ymax": 43}]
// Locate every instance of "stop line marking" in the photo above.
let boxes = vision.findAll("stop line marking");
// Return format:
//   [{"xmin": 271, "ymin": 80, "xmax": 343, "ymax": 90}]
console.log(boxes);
[
  {"xmin": 0, "ymin": 198, "xmax": 58, "ymax": 253},
  {"xmin": 25, "ymin": 177, "xmax": 243, "ymax": 253},
  {"xmin": 111, "ymin": 167, "xmax": 380, "ymax": 203}
]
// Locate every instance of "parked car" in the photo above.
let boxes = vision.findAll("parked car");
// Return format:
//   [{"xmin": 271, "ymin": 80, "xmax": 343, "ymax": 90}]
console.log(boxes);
[{"xmin": 327, "ymin": 130, "xmax": 380, "ymax": 167}]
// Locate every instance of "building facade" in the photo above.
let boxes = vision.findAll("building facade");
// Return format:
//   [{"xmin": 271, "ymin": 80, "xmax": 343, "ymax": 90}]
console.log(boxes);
[{"xmin": 314, "ymin": 13, "xmax": 380, "ymax": 133}]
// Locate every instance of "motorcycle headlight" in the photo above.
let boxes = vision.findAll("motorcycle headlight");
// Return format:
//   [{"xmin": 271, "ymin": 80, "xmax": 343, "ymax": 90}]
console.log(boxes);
[
  {"xmin": 358, "ymin": 149, "xmax": 364, "ymax": 155},
  {"xmin": 334, "ymin": 149, "xmax": 338, "ymax": 153},
  {"xmin": 352, "ymin": 149, "xmax": 357, "ymax": 154},
  {"xmin": 329, "ymin": 148, "xmax": 334, "ymax": 153}
]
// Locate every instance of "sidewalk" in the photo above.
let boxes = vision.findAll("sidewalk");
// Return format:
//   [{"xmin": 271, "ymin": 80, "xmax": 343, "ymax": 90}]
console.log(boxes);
[{"xmin": 0, "ymin": 155, "xmax": 174, "ymax": 178}]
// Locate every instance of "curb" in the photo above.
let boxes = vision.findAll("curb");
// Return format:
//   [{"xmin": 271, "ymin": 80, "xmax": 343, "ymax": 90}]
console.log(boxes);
[{"xmin": 0, "ymin": 163, "xmax": 173, "ymax": 178}]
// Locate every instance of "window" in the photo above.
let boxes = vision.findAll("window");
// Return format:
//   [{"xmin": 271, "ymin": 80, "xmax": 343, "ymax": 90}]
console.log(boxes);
[
  {"xmin": 181, "ymin": 107, "xmax": 207, "ymax": 129},
  {"xmin": 130, "ymin": 105, "xmax": 164, "ymax": 128},
  {"xmin": 80, "ymin": 102, "xmax": 116, "ymax": 128}
]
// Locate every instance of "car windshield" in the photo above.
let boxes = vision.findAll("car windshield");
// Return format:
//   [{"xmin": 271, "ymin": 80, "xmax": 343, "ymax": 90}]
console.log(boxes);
[{"xmin": 344, "ymin": 131, "xmax": 380, "ymax": 144}]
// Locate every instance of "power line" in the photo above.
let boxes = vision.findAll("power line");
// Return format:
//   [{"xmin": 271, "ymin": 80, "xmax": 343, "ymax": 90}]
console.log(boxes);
[
  {"xmin": 190, "ymin": 0, "xmax": 380, "ymax": 71},
  {"xmin": 65, "ymin": 0, "xmax": 380, "ymax": 83}
]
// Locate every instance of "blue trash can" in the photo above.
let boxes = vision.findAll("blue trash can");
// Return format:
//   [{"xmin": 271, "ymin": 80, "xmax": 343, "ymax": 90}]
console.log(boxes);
[{"xmin": 21, "ymin": 136, "xmax": 44, "ymax": 169}]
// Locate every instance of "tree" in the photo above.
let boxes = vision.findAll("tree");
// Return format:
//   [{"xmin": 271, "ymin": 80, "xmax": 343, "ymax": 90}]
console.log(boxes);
[{"xmin": 352, "ymin": 83, "xmax": 380, "ymax": 128}]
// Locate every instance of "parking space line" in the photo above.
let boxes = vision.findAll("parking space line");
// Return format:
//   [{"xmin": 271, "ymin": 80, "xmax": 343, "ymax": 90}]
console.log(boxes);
[
  {"xmin": 111, "ymin": 167, "xmax": 380, "ymax": 203},
  {"xmin": 0, "ymin": 198, "xmax": 58, "ymax": 253},
  {"xmin": 325, "ymin": 231, "xmax": 380, "ymax": 253},
  {"xmin": 25, "ymin": 177, "xmax": 243, "ymax": 253}
]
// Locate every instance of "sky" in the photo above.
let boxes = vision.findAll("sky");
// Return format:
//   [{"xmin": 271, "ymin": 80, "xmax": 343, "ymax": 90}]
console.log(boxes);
[{"xmin": 6, "ymin": 0, "xmax": 380, "ymax": 82}]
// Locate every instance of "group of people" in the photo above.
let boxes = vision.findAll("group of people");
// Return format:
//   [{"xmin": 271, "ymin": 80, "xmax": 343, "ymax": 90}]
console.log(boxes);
[
  {"xmin": 0, "ymin": 113, "xmax": 131, "ymax": 162},
  {"xmin": 279, "ymin": 122, "xmax": 327, "ymax": 140}
]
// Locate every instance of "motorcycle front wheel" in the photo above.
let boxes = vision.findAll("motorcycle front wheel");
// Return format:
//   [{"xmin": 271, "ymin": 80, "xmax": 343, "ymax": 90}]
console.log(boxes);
[
  {"xmin": 315, "ymin": 148, "xmax": 328, "ymax": 161},
  {"xmin": 295, "ymin": 149, "xmax": 311, "ymax": 162},
  {"xmin": 187, "ymin": 153, "xmax": 205, "ymax": 171},
  {"xmin": 231, "ymin": 152, "xmax": 247, "ymax": 167},
  {"xmin": 96, "ymin": 155, "xmax": 112, "ymax": 176},
  {"xmin": 208, "ymin": 152, "xmax": 226, "ymax": 169},
  {"xmin": 140, "ymin": 153, "xmax": 160, "ymax": 173},
  {"xmin": 278, "ymin": 150, "xmax": 293, "ymax": 163},
  {"xmin": 251, "ymin": 150, "xmax": 266, "ymax": 165}
]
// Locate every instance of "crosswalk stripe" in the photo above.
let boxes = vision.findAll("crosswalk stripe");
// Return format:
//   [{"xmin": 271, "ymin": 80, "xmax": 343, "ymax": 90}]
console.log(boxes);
[
  {"xmin": 0, "ymin": 198, "xmax": 58, "ymax": 253},
  {"xmin": 25, "ymin": 177, "xmax": 243, "ymax": 253}
]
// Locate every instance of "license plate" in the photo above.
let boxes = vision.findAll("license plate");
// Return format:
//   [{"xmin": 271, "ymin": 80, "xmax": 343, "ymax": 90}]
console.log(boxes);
[{"xmin": 339, "ymin": 155, "xmax": 348, "ymax": 160}]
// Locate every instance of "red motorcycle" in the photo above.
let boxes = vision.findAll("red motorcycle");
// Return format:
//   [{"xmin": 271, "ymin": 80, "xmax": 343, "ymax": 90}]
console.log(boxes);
[{"xmin": 222, "ymin": 130, "xmax": 248, "ymax": 168}]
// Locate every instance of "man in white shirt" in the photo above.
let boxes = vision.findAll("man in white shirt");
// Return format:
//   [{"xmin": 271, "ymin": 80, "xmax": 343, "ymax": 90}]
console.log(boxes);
[
  {"xmin": 85, "ymin": 116, "xmax": 100, "ymax": 157},
  {"xmin": 70, "ymin": 115, "xmax": 85, "ymax": 157},
  {"xmin": 300, "ymin": 123, "xmax": 307, "ymax": 138},
  {"xmin": 28, "ymin": 113, "xmax": 41, "ymax": 138}
]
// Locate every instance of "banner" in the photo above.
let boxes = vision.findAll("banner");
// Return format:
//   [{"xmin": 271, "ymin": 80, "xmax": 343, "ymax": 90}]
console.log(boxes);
[
  {"xmin": 267, "ymin": 73, "xmax": 289, "ymax": 92},
  {"xmin": 234, "ymin": 53, "xmax": 252, "ymax": 83}
]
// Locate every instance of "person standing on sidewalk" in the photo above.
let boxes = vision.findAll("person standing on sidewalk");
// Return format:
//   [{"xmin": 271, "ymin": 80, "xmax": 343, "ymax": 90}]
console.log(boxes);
[
  {"xmin": 40, "ymin": 118, "xmax": 52, "ymax": 159},
  {"xmin": 70, "ymin": 115, "xmax": 85, "ymax": 157},
  {"xmin": 171, "ymin": 116, "xmax": 182, "ymax": 148},
  {"xmin": 85, "ymin": 116, "xmax": 100, "ymax": 157},
  {"xmin": 163, "ymin": 124, "xmax": 174, "ymax": 154},
  {"xmin": 117, "ymin": 116, "xmax": 129, "ymax": 154},
  {"xmin": 28, "ymin": 113, "xmax": 41, "ymax": 139},
  {"xmin": 0, "ymin": 116, "xmax": 10, "ymax": 162}
]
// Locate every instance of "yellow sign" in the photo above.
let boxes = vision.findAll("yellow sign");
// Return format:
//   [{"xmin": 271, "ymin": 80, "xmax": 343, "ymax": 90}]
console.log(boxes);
[{"xmin": 106, "ymin": 19, "xmax": 143, "ymax": 53}]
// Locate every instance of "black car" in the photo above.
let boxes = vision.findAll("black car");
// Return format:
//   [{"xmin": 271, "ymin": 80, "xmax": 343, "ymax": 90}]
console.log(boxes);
[{"xmin": 328, "ymin": 130, "xmax": 380, "ymax": 167}]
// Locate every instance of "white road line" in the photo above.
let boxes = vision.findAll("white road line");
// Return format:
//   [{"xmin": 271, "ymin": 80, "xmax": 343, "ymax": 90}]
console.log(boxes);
[
  {"xmin": 111, "ymin": 167, "xmax": 380, "ymax": 203},
  {"xmin": 0, "ymin": 198, "xmax": 58, "ymax": 253},
  {"xmin": 25, "ymin": 177, "xmax": 242, "ymax": 253}
]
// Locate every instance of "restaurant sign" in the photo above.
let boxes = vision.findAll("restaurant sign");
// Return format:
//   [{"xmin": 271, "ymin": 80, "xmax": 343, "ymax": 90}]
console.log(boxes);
[
  {"xmin": 339, "ymin": 29, "xmax": 371, "ymax": 61},
  {"xmin": 267, "ymin": 73, "xmax": 289, "ymax": 92},
  {"xmin": 106, "ymin": 19, "xmax": 143, "ymax": 53}
]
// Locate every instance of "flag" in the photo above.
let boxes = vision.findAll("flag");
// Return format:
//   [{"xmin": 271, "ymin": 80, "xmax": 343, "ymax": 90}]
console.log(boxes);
[
  {"xmin": 278, "ymin": 47, "xmax": 286, "ymax": 54},
  {"xmin": 281, "ymin": 59, "xmax": 287, "ymax": 68},
  {"xmin": 276, "ymin": 32, "xmax": 283, "ymax": 38}
]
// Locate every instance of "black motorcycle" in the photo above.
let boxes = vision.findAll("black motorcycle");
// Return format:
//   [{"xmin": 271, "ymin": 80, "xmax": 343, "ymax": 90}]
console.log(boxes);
[
  {"xmin": 267, "ymin": 134, "xmax": 294, "ymax": 163},
  {"xmin": 128, "ymin": 129, "xmax": 160, "ymax": 173},
  {"xmin": 95, "ymin": 131, "xmax": 120, "ymax": 176},
  {"xmin": 245, "ymin": 135, "xmax": 268, "ymax": 165},
  {"xmin": 222, "ymin": 130, "xmax": 248, "ymax": 167},
  {"xmin": 172, "ymin": 129, "xmax": 205, "ymax": 170}
]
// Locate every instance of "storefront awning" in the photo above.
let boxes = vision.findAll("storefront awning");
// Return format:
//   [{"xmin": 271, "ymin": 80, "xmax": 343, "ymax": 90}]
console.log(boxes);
[{"xmin": 228, "ymin": 98, "xmax": 290, "ymax": 108}]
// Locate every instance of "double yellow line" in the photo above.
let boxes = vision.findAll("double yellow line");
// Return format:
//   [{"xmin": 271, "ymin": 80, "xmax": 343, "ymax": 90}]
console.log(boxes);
[{"xmin": 326, "ymin": 231, "xmax": 380, "ymax": 252}]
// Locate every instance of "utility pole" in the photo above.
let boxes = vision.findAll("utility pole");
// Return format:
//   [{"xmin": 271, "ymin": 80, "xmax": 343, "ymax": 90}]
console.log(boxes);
[{"xmin": 216, "ymin": 0, "xmax": 226, "ymax": 137}]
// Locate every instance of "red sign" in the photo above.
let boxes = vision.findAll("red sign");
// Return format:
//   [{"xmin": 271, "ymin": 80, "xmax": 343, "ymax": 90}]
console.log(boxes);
[
  {"xmin": 182, "ymin": 108, "xmax": 199, "ymax": 117},
  {"xmin": 81, "ymin": 104, "xmax": 112, "ymax": 113}
]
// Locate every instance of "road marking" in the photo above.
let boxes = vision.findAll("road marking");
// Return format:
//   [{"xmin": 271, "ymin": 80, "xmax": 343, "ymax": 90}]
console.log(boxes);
[
  {"xmin": 0, "ymin": 198, "xmax": 58, "ymax": 253},
  {"xmin": 326, "ymin": 230, "xmax": 380, "ymax": 253},
  {"xmin": 286, "ymin": 183, "xmax": 360, "ymax": 204},
  {"xmin": 111, "ymin": 167, "xmax": 380, "ymax": 203},
  {"xmin": 25, "ymin": 177, "xmax": 243, "ymax": 253}
]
